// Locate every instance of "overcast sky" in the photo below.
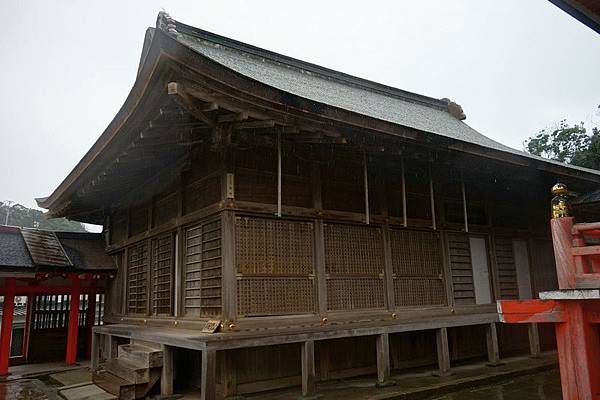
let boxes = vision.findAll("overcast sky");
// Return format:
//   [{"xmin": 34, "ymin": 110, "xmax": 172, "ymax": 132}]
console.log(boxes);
[{"xmin": 1, "ymin": 0, "xmax": 599, "ymax": 213}]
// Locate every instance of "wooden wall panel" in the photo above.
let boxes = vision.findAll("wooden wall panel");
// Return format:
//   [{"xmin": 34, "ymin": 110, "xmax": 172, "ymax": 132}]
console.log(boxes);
[
  {"xmin": 324, "ymin": 223, "xmax": 385, "ymax": 310},
  {"xmin": 447, "ymin": 233, "xmax": 475, "ymax": 304},
  {"xmin": 389, "ymin": 229, "xmax": 446, "ymax": 307},
  {"xmin": 110, "ymin": 211, "xmax": 127, "ymax": 245},
  {"xmin": 153, "ymin": 192, "xmax": 178, "ymax": 228},
  {"xmin": 494, "ymin": 236, "xmax": 518, "ymax": 299},
  {"xmin": 530, "ymin": 238, "xmax": 558, "ymax": 295},
  {"xmin": 151, "ymin": 233, "xmax": 174, "ymax": 316},
  {"xmin": 127, "ymin": 241, "xmax": 149, "ymax": 314},
  {"xmin": 183, "ymin": 218, "xmax": 222, "ymax": 318},
  {"xmin": 183, "ymin": 175, "xmax": 221, "ymax": 214},
  {"xmin": 129, "ymin": 206, "xmax": 149, "ymax": 237},
  {"xmin": 235, "ymin": 217, "xmax": 316, "ymax": 316}
]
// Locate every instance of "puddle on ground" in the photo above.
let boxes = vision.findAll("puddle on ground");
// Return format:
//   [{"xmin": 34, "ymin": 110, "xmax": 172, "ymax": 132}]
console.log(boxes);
[
  {"xmin": 431, "ymin": 370, "xmax": 562, "ymax": 400},
  {"xmin": 0, "ymin": 379, "xmax": 58, "ymax": 400}
]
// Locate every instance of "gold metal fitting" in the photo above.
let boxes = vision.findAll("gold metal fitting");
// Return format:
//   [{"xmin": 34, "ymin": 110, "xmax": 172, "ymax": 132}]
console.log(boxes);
[
  {"xmin": 143, "ymin": 319, "xmax": 147, "ymax": 324},
  {"xmin": 174, "ymin": 321, "xmax": 179, "ymax": 327},
  {"xmin": 551, "ymin": 182, "xmax": 568, "ymax": 195},
  {"xmin": 228, "ymin": 323, "xmax": 236, "ymax": 330},
  {"xmin": 321, "ymin": 317, "xmax": 328, "ymax": 325},
  {"xmin": 391, "ymin": 312, "xmax": 397, "ymax": 319},
  {"xmin": 551, "ymin": 182, "xmax": 570, "ymax": 218}
]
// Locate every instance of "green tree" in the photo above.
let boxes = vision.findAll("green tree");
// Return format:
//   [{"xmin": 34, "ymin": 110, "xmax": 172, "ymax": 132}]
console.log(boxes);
[
  {"xmin": 0, "ymin": 201, "xmax": 86, "ymax": 232},
  {"xmin": 525, "ymin": 119, "xmax": 600, "ymax": 170}
]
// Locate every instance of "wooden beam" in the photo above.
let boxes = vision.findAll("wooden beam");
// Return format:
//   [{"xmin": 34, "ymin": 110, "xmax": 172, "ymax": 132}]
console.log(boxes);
[
  {"xmin": 168, "ymin": 82, "xmax": 215, "ymax": 127},
  {"xmin": 528, "ymin": 323, "xmax": 541, "ymax": 358},
  {"xmin": 161, "ymin": 344, "xmax": 174, "ymax": 395},
  {"xmin": 218, "ymin": 112, "xmax": 248, "ymax": 123},
  {"xmin": 376, "ymin": 333, "xmax": 391, "ymax": 385},
  {"xmin": 434, "ymin": 327, "xmax": 451, "ymax": 376},
  {"xmin": 401, "ymin": 157, "xmax": 407, "ymax": 228},
  {"xmin": 233, "ymin": 120, "xmax": 275, "ymax": 130},
  {"xmin": 90, "ymin": 332, "xmax": 100, "ymax": 371},
  {"xmin": 363, "ymin": 151, "xmax": 370, "ymax": 225},
  {"xmin": 301, "ymin": 340, "xmax": 317, "ymax": 397},
  {"xmin": 201, "ymin": 349, "xmax": 217, "ymax": 400},
  {"xmin": 486, "ymin": 322, "xmax": 502, "ymax": 366}
]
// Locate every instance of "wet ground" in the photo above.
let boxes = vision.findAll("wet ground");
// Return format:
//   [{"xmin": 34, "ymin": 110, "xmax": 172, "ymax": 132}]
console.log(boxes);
[
  {"xmin": 431, "ymin": 370, "xmax": 562, "ymax": 400},
  {"xmin": 0, "ymin": 379, "xmax": 58, "ymax": 400},
  {"xmin": 0, "ymin": 356, "xmax": 563, "ymax": 400}
]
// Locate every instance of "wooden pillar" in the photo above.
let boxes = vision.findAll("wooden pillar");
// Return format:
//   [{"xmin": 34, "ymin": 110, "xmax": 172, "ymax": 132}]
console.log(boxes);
[
  {"xmin": 221, "ymin": 210, "xmax": 237, "ymax": 328},
  {"xmin": 301, "ymin": 340, "xmax": 316, "ymax": 397},
  {"xmin": 555, "ymin": 302, "xmax": 600, "ymax": 400},
  {"xmin": 434, "ymin": 327, "xmax": 451, "ymax": 376},
  {"xmin": 400, "ymin": 156, "xmax": 407, "ymax": 228},
  {"xmin": 363, "ymin": 150, "xmax": 370, "ymax": 225},
  {"xmin": 528, "ymin": 323, "xmax": 541, "ymax": 358},
  {"xmin": 161, "ymin": 344, "xmax": 174, "ymax": 395},
  {"xmin": 221, "ymin": 350, "xmax": 237, "ymax": 398},
  {"xmin": 90, "ymin": 332, "xmax": 100, "ymax": 371},
  {"xmin": 376, "ymin": 333, "xmax": 391, "ymax": 385},
  {"xmin": 0, "ymin": 278, "xmax": 16, "ymax": 376},
  {"xmin": 65, "ymin": 275, "xmax": 81, "ymax": 365},
  {"xmin": 201, "ymin": 349, "xmax": 217, "ymax": 400},
  {"xmin": 107, "ymin": 335, "xmax": 118, "ymax": 359},
  {"xmin": 86, "ymin": 285, "xmax": 97, "ymax": 358},
  {"xmin": 486, "ymin": 322, "xmax": 502, "ymax": 366}
]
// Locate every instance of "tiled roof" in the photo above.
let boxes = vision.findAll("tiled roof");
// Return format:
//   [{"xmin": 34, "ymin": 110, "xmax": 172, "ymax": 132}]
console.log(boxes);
[{"xmin": 0, "ymin": 226, "xmax": 115, "ymax": 271}]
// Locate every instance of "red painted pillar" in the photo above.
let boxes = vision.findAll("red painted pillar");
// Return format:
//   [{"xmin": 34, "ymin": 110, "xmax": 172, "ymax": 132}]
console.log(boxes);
[
  {"xmin": 65, "ymin": 274, "xmax": 81, "ymax": 365},
  {"xmin": 555, "ymin": 301, "xmax": 600, "ymax": 400},
  {"xmin": 85, "ymin": 283, "xmax": 97, "ymax": 358},
  {"xmin": 0, "ymin": 278, "xmax": 16, "ymax": 376}
]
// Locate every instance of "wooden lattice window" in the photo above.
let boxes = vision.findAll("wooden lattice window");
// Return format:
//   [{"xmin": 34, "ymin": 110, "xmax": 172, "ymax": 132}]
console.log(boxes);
[
  {"xmin": 495, "ymin": 236, "xmax": 518, "ymax": 299},
  {"xmin": 151, "ymin": 233, "xmax": 174, "ymax": 316},
  {"xmin": 183, "ymin": 218, "xmax": 222, "ymax": 317},
  {"xmin": 389, "ymin": 229, "xmax": 446, "ymax": 307},
  {"xmin": 447, "ymin": 233, "xmax": 475, "ymax": 305},
  {"xmin": 324, "ymin": 223, "xmax": 385, "ymax": 311},
  {"xmin": 127, "ymin": 241, "xmax": 149, "ymax": 314},
  {"xmin": 235, "ymin": 217, "xmax": 316, "ymax": 316}
]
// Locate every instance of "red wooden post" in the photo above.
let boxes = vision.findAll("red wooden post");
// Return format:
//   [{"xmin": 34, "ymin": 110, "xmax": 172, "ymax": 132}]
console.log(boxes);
[
  {"xmin": 551, "ymin": 217, "xmax": 576, "ymax": 289},
  {"xmin": 85, "ymin": 282, "xmax": 97, "ymax": 358},
  {"xmin": 0, "ymin": 278, "xmax": 16, "ymax": 376},
  {"xmin": 555, "ymin": 301, "xmax": 600, "ymax": 400},
  {"xmin": 65, "ymin": 274, "xmax": 81, "ymax": 365}
]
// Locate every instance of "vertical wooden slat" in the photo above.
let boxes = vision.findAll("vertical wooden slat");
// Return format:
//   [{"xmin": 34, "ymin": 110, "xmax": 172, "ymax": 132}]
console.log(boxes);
[
  {"xmin": 401, "ymin": 156, "xmax": 407, "ymax": 228},
  {"xmin": 363, "ymin": 151, "xmax": 370, "ymax": 225},
  {"xmin": 429, "ymin": 163, "xmax": 436, "ymax": 230}
]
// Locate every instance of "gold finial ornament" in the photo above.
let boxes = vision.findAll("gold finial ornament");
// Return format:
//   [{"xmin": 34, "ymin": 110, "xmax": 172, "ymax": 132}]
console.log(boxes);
[{"xmin": 551, "ymin": 183, "xmax": 570, "ymax": 218}]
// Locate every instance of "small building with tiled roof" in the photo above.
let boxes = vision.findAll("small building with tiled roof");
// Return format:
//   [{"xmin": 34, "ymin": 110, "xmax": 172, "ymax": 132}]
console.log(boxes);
[{"xmin": 0, "ymin": 226, "xmax": 115, "ymax": 374}]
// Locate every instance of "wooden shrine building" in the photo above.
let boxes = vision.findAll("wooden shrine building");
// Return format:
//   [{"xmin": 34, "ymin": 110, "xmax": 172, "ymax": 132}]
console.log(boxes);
[
  {"xmin": 36, "ymin": 12, "xmax": 600, "ymax": 399},
  {"xmin": 0, "ymin": 226, "xmax": 115, "ymax": 376}
]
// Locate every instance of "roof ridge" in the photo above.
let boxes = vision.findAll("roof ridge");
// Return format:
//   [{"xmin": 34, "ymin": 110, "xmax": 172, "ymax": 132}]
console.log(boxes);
[{"xmin": 158, "ymin": 12, "xmax": 452, "ymax": 111}]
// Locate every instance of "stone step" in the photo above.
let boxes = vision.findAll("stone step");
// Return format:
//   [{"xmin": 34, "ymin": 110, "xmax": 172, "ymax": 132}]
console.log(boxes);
[
  {"xmin": 92, "ymin": 370, "xmax": 135, "ymax": 400},
  {"xmin": 118, "ymin": 343, "xmax": 163, "ymax": 368},
  {"xmin": 103, "ymin": 357, "xmax": 150, "ymax": 384},
  {"xmin": 58, "ymin": 383, "xmax": 117, "ymax": 400}
]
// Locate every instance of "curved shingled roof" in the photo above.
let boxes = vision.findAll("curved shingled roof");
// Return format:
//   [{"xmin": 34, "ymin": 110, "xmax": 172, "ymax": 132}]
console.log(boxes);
[
  {"xmin": 168, "ymin": 15, "xmax": 600, "ymax": 176},
  {"xmin": 37, "ymin": 12, "xmax": 600, "ymax": 217}
]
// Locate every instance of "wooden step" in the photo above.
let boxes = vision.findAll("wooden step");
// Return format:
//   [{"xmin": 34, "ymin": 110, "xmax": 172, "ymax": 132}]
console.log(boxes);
[
  {"xmin": 104, "ymin": 358, "xmax": 150, "ymax": 384},
  {"xmin": 118, "ymin": 343, "xmax": 163, "ymax": 368},
  {"xmin": 131, "ymin": 339, "xmax": 162, "ymax": 350},
  {"xmin": 92, "ymin": 370, "xmax": 135, "ymax": 400}
]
